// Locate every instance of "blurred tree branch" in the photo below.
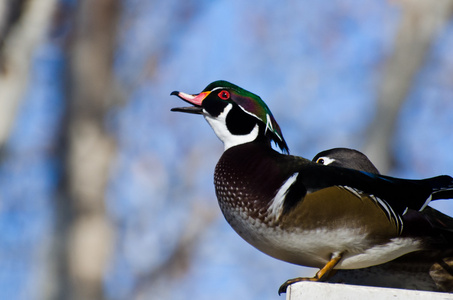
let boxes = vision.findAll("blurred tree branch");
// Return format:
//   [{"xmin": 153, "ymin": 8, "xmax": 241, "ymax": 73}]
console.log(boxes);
[
  {"xmin": 134, "ymin": 205, "xmax": 217, "ymax": 298},
  {"xmin": 56, "ymin": 0, "xmax": 120, "ymax": 299},
  {"xmin": 0, "ymin": 0, "xmax": 56, "ymax": 152},
  {"xmin": 363, "ymin": 0, "xmax": 453, "ymax": 173}
]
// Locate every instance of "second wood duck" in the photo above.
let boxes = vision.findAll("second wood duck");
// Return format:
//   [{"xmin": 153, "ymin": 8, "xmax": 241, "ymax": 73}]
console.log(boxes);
[{"xmin": 313, "ymin": 147, "xmax": 453, "ymax": 292}]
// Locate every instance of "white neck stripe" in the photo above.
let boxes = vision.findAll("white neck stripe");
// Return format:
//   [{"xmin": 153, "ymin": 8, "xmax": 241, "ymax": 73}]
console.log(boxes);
[{"xmin": 204, "ymin": 104, "xmax": 260, "ymax": 151}]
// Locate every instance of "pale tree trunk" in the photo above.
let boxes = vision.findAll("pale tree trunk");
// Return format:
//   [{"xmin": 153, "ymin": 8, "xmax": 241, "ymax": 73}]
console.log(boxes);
[
  {"xmin": 0, "ymin": 0, "xmax": 56, "ymax": 151},
  {"xmin": 0, "ymin": 1, "xmax": 58, "ymax": 298},
  {"xmin": 56, "ymin": 0, "xmax": 120, "ymax": 299},
  {"xmin": 0, "ymin": 0, "xmax": 57, "ymax": 299},
  {"xmin": 363, "ymin": 0, "xmax": 453, "ymax": 173}
]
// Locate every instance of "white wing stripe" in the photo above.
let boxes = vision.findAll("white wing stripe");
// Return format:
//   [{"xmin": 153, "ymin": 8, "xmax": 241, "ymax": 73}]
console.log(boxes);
[
  {"xmin": 341, "ymin": 186, "xmax": 403, "ymax": 234},
  {"xmin": 268, "ymin": 173, "xmax": 299, "ymax": 220}
]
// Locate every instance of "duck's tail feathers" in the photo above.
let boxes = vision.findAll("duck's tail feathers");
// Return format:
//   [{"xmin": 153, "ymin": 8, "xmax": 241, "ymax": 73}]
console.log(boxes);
[{"xmin": 427, "ymin": 175, "xmax": 453, "ymax": 201}]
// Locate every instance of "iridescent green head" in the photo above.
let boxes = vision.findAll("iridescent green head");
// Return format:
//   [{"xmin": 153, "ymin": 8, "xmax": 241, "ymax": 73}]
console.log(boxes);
[{"xmin": 171, "ymin": 80, "xmax": 289, "ymax": 153}]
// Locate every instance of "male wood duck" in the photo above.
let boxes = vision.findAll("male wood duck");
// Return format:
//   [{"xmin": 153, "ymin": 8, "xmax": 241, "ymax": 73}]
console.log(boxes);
[
  {"xmin": 313, "ymin": 148, "xmax": 453, "ymax": 292},
  {"xmin": 171, "ymin": 80, "xmax": 453, "ymax": 294}
]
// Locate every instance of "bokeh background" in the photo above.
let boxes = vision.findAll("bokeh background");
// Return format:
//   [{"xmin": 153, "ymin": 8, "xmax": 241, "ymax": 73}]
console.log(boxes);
[{"xmin": 1, "ymin": 0, "xmax": 453, "ymax": 299}]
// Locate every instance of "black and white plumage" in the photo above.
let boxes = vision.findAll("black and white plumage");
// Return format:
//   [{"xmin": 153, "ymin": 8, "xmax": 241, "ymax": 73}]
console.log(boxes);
[
  {"xmin": 313, "ymin": 147, "xmax": 380, "ymax": 174},
  {"xmin": 171, "ymin": 81, "xmax": 453, "ymax": 294},
  {"xmin": 313, "ymin": 147, "xmax": 453, "ymax": 292}
]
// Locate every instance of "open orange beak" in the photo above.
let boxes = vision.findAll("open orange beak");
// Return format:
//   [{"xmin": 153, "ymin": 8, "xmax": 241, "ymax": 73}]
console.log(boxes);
[{"xmin": 171, "ymin": 91, "xmax": 210, "ymax": 114}]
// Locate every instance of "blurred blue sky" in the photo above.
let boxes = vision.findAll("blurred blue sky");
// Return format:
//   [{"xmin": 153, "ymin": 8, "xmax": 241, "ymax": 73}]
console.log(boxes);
[{"xmin": 1, "ymin": 1, "xmax": 453, "ymax": 299}]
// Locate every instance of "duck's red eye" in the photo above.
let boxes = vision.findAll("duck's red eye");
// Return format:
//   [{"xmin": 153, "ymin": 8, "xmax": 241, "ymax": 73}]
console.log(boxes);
[{"xmin": 218, "ymin": 90, "xmax": 230, "ymax": 100}]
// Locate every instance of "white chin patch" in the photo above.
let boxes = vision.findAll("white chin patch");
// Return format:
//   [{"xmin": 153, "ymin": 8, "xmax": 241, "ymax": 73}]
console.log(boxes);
[{"xmin": 204, "ymin": 104, "xmax": 259, "ymax": 151}]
